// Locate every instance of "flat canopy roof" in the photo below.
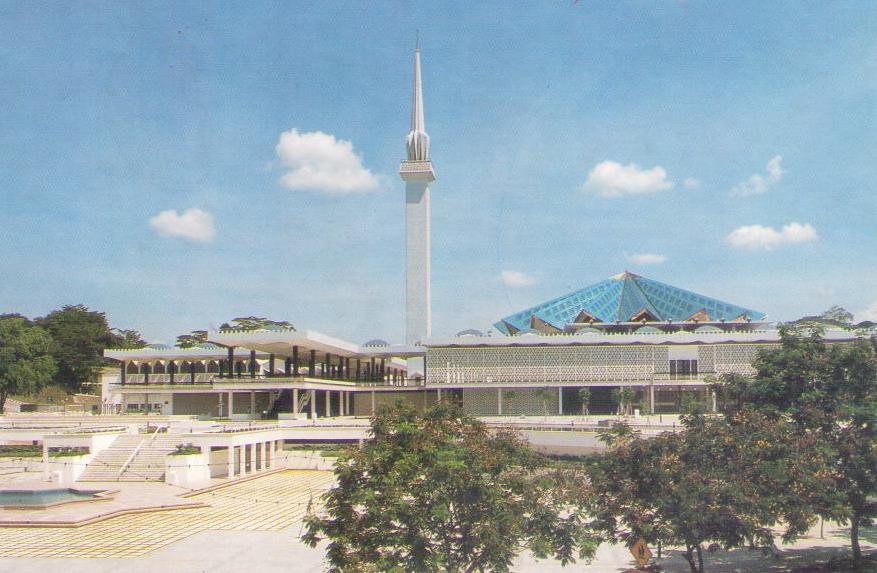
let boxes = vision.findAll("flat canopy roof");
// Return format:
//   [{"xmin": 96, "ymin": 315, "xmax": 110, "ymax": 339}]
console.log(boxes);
[
  {"xmin": 105, "ymin": 328, "xmax": 422, "ymax": 368},
  {"xmin": 209, "ymin": 329, "xmax": 422, "ymax": 360},
  {"xmin": 105, "ymin": 345, "xmax": 257, "ymax": 362},
  {"xmin": 423, "ymin": 327, "xmax": 864, "ymax": 348}
]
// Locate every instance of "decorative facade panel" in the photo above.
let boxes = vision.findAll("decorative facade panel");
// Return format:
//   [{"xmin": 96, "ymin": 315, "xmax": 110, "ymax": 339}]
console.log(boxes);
[
  {"xmin": 712, "ymin": 344, "xmax": 779, "ymax": 376},
  {"xmin": 426, "ymin": 343, "xmax": 776, "ymax": 385},
  {"xmin": 427, "ymin": 346, "xmax": 667, "ymax": 385}
]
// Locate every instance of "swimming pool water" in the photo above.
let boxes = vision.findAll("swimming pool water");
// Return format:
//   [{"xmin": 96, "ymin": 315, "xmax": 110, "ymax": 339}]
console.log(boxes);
[{"xmin": 0, "ymin": 489, "xmax": 98, "ymax": 506}]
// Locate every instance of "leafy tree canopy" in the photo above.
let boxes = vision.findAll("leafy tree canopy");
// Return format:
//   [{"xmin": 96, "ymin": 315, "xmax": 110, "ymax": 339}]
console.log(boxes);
[
  {"xmin": 587, "ymin": 412, "xmax": 826, "ymax": 573},
  {"xmin": 220, "ymin": 317, "xmax": 295, "ymax": 331},
  {"xmin": 176, "ymin": 330, "xmax": 208, "ymax": 348},
  {"xmin": 108, "ymin": 328, "xmax": 146, "ymax": 349},
  {"xmin": 610, "ymin": 386, "xmax": 636, "ymax": 416},
  {"xmin": 0, "ymin": 316, "xmax": 57, "ymax": 412},
  {"xmin": 35, "ymin": 305, "xmax": 117, "ymax": 391},
  {"xmin": 303, "ymin": 403, "xmax": 596, "ymax": 573},
  {"xmin": 717, "ymin": 328, "xmax": 877, "ymax": 569},
  {"xmin": 820, "ymin": 305, "xmax": 854, "ymax": 325}
]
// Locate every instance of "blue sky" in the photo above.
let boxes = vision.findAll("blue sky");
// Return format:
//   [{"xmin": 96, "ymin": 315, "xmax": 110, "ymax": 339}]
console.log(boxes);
[{"xmin": 1, "ymin": 1, "xmax": 876, "ymax": 344}]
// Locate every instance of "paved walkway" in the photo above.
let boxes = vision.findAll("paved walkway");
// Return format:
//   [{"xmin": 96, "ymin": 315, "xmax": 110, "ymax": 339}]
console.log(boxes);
[
  {"xmin": 0, "ymin": 470, "xmax": 334, "ymax": 558},
  {"xmin": 0, "ymin": 468, "xmax": 871, "ymax": 572}
]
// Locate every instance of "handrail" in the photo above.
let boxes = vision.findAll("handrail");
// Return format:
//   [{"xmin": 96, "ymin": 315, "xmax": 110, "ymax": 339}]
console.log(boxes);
[{"xmin": 117, "ymin": 427, "xmax": 159, "ymax": 477}]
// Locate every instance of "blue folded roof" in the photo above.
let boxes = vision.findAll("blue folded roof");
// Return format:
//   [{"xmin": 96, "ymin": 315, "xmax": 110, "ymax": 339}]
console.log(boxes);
[{"xmin": 495, "ymin": 271, "xmax": 766, "ymax": 335}]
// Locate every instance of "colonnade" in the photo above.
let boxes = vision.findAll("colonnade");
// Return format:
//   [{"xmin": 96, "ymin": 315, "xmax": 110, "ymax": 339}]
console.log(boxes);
[{"xmin": 226, "ymin": 439, "xmax": 283, "ymax": 479}]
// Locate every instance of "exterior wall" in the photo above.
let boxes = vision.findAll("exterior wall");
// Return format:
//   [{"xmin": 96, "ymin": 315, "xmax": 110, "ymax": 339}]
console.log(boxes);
[
  {"xmin": 229, "ymin": 391, "xmax": 270, "ymax": 416},
  {"xmin": 426, "ymin": 343, "xmax": 779, "ymax": 386},
  {"xmin": 710, "ymin": 343, "xmax": 779, "ymax": 376},
  {"xmin": 461, "ymin": 388, "xmax": 560, "ymax": 416},
  {"xmin": 427, "ymin": 346, "xmax": 668, "ymax": 385},
  {"xmin": 173, "ymin": 393, "xmax": 220, "ymax": 417},
  {"xmin": 351, "ymin": 391, "xmax": 433, "ymax": 416},
  {"xmin": 122, "ymin": 393, "xmax": 173, "ymax": 414}
]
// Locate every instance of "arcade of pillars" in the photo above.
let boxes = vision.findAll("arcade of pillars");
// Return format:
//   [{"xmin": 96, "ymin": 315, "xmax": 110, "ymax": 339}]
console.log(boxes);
[
  {"xmin": 225, "ymin": 439, "xmax": 283, "ymax": 479},
  {"xmin": 117, "ymin": 345, "xmax": 406, "ymax": 386},
  {"xmin": 219, "ymin": 388, "xmax": 354, "ymax": 418}
]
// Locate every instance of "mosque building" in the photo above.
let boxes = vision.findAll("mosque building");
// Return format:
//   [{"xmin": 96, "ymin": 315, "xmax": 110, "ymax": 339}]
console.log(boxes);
[{"xmin": 101, "ymin": 44, "xmax": 862, "ymax": 419}]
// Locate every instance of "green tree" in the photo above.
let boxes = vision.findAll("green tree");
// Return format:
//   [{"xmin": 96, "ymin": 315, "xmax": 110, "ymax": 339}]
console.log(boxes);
[
  {"xmin": 820, "ymin": 305, "xmax": 854, "ymax": 326},
  {"xmin": 220, "ymin": 317, "xmax": 295, "ymax": 331},
  {"xmin": 577, "ymin": 387, "xmax": 591, "ymax": 415},
  {"xmin": 35, "ymin": 305, "xmax": 115, "ymax": 391},
  {"xmin": 303, "ymin": 403, "xmax": 596, "ymax": 572},
  {"xmin": 108, "ymin": 328, "xmax": 146, "ymax": 349},
  {"xmin": 534, "ymin": 386, "xmax": 552, "ymax": 416},
  {"xmin": 587, "ymin": 413, "xmax": 821, "ymax": 573},
  {"xmin": 176, "ymin": 330, "xmax": 208, "ymax": 348},
  {"xmin": 717, "ymin": 329, "xmax": 877, "ymax": 569},
  {"xmin": 0, "ymin": 316, "xmax": 57, "ymax": 412},
  {"xmin": 610, "ymin": 387, "xmax": 635, "ymax": 416}
]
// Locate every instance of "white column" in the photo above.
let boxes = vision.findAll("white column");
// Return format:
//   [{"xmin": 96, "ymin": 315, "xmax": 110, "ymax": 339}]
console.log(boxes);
[
  {"xmin": 227, "ymin": 447, "xmax": 235, "ymax": 479},
  {"xmin": 250, "ymin": 391, "xmax": 256, "ymax": 417},
  {"xmin": 292, "ymin": 389, "xmax": 299, "ymax": 415},
  {"xmin": 260, "ymin": 441, "xmax": 266, "ymax": 471},
  {"xmin": 371, "ymin": 390, "xmax": 376, "ymax": 414},
  {"xmin": 240, "ymin": 446, "xmax": 247, "ymax": 476},
  {"xmin": 42, "ymin": 441, "xmax": 49, "ymax": 481},
  {"xmin": 497, "ymin": 388, "xmax": 503, "ymax": 416},
  {"xmin": 275, "ymin": 440, "xmax": 283, "ymax": 467},
  {"xmin": 325, "ymin": 391, "xmax": 331, "ymax": 417},
  {"xmin": 268, "ymin": 440, "xmax": 275, "ymax": 469},
  {"xmin": 310, "ymin": 390, "xmax": 317, "ymax": 419},
  {"xmin": 711, "ymin": 389, "xmax": 717, "ymax": 413},
  {"xmin": 228, "ymin": 392, "xmax": 234, "ymax": 417},
  {"xmin": 437, "ymin": 388, "xmax": 442, "ymax": 402},
  {"xmin": 650, "ymin": 385, "xmax": 656, "ymax": 414},
  {"xmin": 557, "ymin": 388, "xmax": 563, "ymax": 416},
  {"xmin": 340, "ymin": 392, "xmax": 346, "ymax": 416}
]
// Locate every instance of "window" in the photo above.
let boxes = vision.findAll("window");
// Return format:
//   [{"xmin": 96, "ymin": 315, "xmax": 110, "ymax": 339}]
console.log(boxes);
[{"xmin": 669, "ymin": 359, "xmax": 698, "ymax": 380}]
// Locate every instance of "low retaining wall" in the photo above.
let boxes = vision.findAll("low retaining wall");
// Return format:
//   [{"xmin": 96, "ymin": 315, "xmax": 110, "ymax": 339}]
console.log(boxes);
[
  {"xmin": 165, "ymin": 453, "xmax": 211, "ymax": 489},
  {"xmin": 283, "ymin": 451, "xmax": 335, "ymax": 471},
  {"xmin": 45, "ymin": 454, "xmax": 92, "ymax": 486}
]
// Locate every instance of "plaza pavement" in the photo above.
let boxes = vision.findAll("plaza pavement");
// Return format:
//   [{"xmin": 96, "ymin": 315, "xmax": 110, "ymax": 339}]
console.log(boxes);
[{"xmin": 0, "ymin": 469, "xmax": 871, "ymax": 572}]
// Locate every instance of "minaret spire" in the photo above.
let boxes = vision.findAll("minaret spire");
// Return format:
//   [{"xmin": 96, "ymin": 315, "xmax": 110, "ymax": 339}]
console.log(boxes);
[
  {"xmin": 406, "ymin": 36, "xmax": 429, "ymax": 161},
  {"xmin": 399, "ymin": 37, "xmax": 436, "ymax": 353}
]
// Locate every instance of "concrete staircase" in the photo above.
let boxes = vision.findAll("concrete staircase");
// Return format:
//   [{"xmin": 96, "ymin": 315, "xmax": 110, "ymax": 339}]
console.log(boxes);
[{"xmin": 78, "ymin": 433, "xmax": 185, "ymax": 482}]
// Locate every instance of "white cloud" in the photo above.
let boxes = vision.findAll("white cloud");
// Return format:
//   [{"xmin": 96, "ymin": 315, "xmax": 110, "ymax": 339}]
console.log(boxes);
[
  {"xmin": 149, "ymin": 208, "xmax": 215, "ymax": 243},
  {"xmin": 500, "ymin": 270, "xmax": 537, "ymax": 288},
  {"xmin": 582, "ymin": 160, "xmax": 674, "ymax": 197},
  {"xmin": 275, "ymin": 128, "xmax": 379, "ymax": 194},
  {"xmin": 683, "ymin": 177, "xmax": 701, "ymax": 190},
  {"xmin": 726, "ymin": 222, "xmax": 817, "ymax": 250},
  {"xmin": 859, "ymin": 302, "xmax": 877, "ymax": 322},
  {"xmin": 730, "ymin": 155, "xmax": 784, "ymax": 197},
  {"xmin": 627, "ymin": 253, "xmax": 667, "ymax": 265}
]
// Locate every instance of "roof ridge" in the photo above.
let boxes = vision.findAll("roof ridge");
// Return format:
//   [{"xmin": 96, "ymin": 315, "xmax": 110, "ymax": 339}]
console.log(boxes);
[{"xmin": 628, "ymin": 275, "xmax": 661, "ymax": 319}]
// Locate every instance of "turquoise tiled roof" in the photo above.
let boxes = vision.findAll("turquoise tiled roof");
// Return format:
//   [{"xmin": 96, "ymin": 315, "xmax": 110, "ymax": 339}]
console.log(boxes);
[{"xmin": 495, "ymin": 272, "xmax": 766, "ymax": 335}]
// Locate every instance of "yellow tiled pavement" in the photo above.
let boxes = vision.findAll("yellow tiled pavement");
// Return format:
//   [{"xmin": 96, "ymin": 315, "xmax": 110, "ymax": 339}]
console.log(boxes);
[{"xmin": 0, "ymin": 470, "xmax": 335, "ymax": 558}]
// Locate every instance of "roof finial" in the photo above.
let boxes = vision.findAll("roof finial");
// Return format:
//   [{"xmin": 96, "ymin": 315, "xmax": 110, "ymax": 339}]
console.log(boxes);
[
  {"xmin": 416, "ymin": 29, "xmax": 420, "ymax": 51},
  {"xmin": 405, "ymin": 36, "xmax": 429, "ymax": 161}
]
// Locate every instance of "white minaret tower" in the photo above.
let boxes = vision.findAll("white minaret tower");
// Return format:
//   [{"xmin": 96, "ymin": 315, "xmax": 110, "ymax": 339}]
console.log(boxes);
[{"xmin": 399, "ymin": 37, "xmax": 436, "ymax": 347}]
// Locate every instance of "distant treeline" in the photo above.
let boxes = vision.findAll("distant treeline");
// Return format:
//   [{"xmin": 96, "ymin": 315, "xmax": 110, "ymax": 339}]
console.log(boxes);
[{"xmin": 0, "ymin": 305, "xmax": 145, "ymax": 408}]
